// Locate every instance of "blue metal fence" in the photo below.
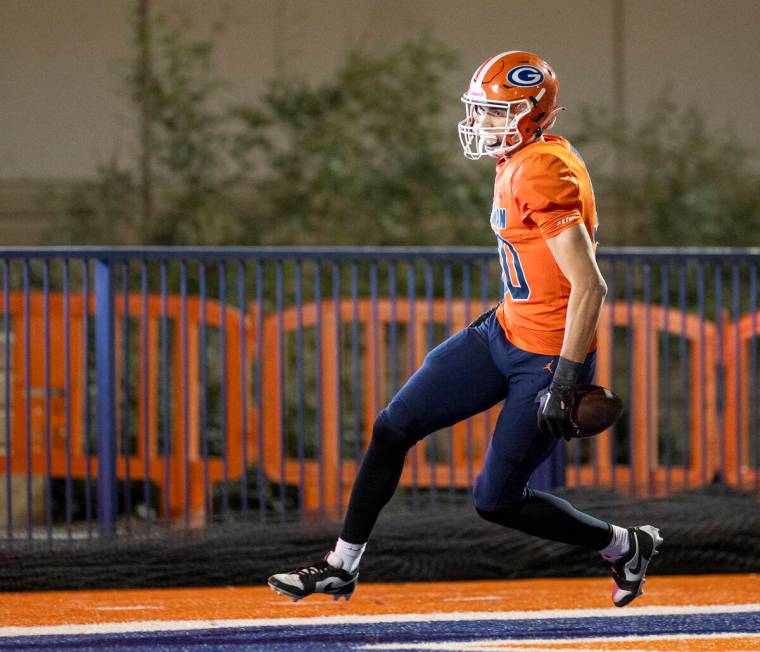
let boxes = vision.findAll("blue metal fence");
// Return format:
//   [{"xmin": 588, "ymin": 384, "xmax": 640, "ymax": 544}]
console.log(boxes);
[{"xmin": 0, "ymin": 247, "xmax": 758, "ymax": 542}]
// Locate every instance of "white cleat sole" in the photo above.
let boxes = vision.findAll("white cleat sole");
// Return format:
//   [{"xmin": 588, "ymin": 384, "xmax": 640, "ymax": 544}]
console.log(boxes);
[
  {"xmin": 612, "ymin": 525, "xmax": 663, "ymax": 608},
  {"xmin": 268, "ymin": 580, "xmax": 354, "ymax": 602},
  {"xmin": 641, "ymin": 525, "xmax": 664, "ymax": 553},
  {"xmin": 268, "ymin": 582, "xmax": 303, "ymax": 602}
]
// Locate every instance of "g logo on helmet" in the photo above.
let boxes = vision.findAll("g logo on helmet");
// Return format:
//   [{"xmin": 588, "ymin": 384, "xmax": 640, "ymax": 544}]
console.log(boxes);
[{"xmin": 506, "ymin": 65, "xmax": 544, "ymax": 87}]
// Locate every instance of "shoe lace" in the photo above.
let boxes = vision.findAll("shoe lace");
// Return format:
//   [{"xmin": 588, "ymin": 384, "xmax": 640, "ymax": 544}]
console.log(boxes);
[{"xmin": 296, "ymin": 561, "xmax": 329, "ymax": 576}]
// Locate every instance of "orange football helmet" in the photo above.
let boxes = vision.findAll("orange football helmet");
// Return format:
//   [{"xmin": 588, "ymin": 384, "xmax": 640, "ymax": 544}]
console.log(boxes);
[{"xmin": 458, "ymin": 51, "xmax": 562, "ymax": 159}]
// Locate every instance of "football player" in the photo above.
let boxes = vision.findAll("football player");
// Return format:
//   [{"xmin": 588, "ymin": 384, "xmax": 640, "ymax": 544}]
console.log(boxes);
[{"xmin": 268, "ymin": 51, "xmax": 661, "ymax": 607}]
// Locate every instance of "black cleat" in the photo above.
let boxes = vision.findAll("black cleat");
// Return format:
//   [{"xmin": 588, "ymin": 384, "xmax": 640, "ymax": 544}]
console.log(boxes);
[
  {"xmin": 267, "ymin": 555, "xmax": 358, "ymax": 602},
  {"xmin": 610, "ymin": 525, "xmax": 663, "ymax": 607}
]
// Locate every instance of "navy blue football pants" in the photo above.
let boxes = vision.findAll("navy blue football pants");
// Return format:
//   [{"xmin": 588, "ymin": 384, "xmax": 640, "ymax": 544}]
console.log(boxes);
[{"xmin": 340, "ymin": 312, "xmax": 613, "ymax": 550}]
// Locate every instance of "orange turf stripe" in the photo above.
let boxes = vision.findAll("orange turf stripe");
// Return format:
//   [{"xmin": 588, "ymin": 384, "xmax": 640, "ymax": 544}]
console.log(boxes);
[{"xmin": 0, "ymin": 574, "xmax": 757, "ymax": 627}]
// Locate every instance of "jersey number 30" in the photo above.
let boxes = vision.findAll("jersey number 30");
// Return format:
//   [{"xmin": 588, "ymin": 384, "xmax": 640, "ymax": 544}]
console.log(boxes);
[{"xmin": 498, "ymin": 237, "xmax": 531, "ymax": 301}]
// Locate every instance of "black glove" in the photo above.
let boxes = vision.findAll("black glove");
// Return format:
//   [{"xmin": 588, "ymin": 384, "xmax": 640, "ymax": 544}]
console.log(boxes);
[
  {"xmin": 536, "ymin": 356, "xmax": 582, "ymax": 441},
  {"xmin": 468, "ymin": 303, "xmax": 501, "ymax": 328}
]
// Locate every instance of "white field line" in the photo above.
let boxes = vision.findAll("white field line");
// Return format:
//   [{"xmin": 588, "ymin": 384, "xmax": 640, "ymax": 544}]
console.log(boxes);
[
  {"xmin": 357, "ymin": 631, "xmax": 760, "ymax": 651},
  {"xmin": 0, "ymin": 603, "xmax": 757, "ymax": 638}
]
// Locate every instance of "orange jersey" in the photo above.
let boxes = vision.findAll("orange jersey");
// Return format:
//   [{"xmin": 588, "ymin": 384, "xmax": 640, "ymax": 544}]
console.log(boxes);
[{"xmin": 492, "ymin": 134, "xmax": 598, "ymax": 355}]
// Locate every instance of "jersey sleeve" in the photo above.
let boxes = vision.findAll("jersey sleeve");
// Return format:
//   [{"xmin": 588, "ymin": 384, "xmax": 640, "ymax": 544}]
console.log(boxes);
[{"xmin": 512, "ymin": 152, "xmax": 583, "ymax": 239}]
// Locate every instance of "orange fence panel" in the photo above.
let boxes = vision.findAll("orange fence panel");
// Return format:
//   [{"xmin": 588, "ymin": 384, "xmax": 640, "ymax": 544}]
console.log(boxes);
[
  {"xmin": 257, "ymin": 299, "xmax": 736, "ymax": 512},
  {"xmin": 0, "ymin": 292, "xmax": 247, "ymax": 524},
  {"xmin": 2, "ymin": 291, "xmax": 756, "ymax": 524}
]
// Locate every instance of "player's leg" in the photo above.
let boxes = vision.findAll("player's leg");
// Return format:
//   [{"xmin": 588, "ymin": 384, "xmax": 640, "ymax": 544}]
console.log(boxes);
[
  {"xmin": 339, "ymin": 320, "xmax": 510, "ymax": 548},
  {"xmin": 268, "ymin": 315, "xmax": 509, "ymax": 601},
  {"xmin": 472, "ymin": 345, "xmax": 612, "ymax": 547},
  {"xmin": 473, "ymin": 340, "xmax": 661, "ymax": 606}
]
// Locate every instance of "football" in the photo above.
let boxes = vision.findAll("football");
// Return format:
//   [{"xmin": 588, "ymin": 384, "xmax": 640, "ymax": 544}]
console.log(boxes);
[{"xmin": 572, "ymin": 384, "xmax": 624, "ymax": 437}]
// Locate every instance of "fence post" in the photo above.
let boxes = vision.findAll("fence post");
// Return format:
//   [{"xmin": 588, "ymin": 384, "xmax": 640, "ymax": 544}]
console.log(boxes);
[{"xmin": 95, "ymin": 258, "xmax": 117, "ymax": 536}]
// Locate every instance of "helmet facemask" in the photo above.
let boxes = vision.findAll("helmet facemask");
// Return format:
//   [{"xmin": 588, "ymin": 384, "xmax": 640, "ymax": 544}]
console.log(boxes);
[{"xmin": 458, "ymin": 96, "xmax": 533, "ymax": 160}]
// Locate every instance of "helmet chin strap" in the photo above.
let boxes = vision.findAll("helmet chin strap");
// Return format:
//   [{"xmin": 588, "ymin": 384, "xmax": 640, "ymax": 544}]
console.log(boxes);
[
  {"xmin": 484, "ymin": 102, "xmax": 565, "ymax": 158},
  {"xmin": 490, "ymin": 132, "xmax": 525, "ymax": 158},
  {"xmin": 497, "ymin": 99, "xmax": 564, "ymax": 157},
  {"xmin": 521, "ymin": 105, "xmax": 566, "ymax": 150}
]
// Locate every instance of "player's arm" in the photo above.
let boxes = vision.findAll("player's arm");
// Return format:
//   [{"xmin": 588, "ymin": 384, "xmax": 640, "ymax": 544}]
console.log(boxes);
[
  {"xmin": 545, "ymin": 223, "xmax": 607, "ymax": 363},
  {"xmin": 537, "ymin": 223, "xmax": 607, "ymax": 439}
]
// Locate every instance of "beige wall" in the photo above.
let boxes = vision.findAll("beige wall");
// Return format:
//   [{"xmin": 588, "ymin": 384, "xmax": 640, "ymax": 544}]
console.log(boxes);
[{"xmin": 2, "ymin": 0, "xmax": 759, "ymax": 181}]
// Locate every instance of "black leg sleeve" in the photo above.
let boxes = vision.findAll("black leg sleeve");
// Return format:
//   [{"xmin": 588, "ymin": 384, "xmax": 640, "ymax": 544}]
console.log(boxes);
[
  {"xmin": 339, "ymin": 418, "xmax": 413, "ymax": 544},
  {"xmin": 477, "ymin": 489, "xmax": 613, "ymax": 550}
]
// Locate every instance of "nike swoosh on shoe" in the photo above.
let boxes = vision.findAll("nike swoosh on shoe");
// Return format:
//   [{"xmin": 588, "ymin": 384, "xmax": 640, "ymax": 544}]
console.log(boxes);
[
  {"xmin": 626, "ymin": 536, "xmax": 642, "ymax": 578},
  {"xmin": 611, "ymin": 525, "xmax": 662, "ymax": 608}
]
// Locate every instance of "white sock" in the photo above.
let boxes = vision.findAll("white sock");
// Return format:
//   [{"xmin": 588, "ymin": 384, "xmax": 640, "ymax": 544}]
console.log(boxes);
[
  {"xmin": 327, "ymin": 538, "xmax": 367, "ymax": 573},
  {"xmin": 600, "ymin": 525, "xmax": 630, "ymax": 561}
]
